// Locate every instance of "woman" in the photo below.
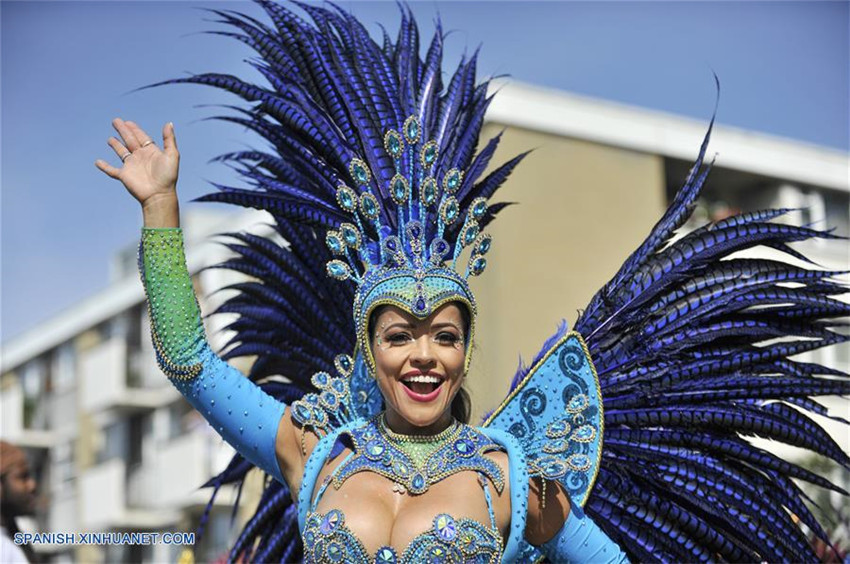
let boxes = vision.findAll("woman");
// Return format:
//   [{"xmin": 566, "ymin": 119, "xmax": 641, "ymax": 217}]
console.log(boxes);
[
  {"xmin": 97, "ymin": 2, "xmax": 849, "ymax": 562},
  {"xmin": 97, "ymin": 108, "xmax": 625, "ymax": 561}
]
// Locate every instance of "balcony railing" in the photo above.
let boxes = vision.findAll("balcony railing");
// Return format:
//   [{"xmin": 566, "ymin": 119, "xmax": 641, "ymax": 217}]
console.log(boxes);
[{"xmin": 80, "ymin": 339, "xmax": 178, "ymax": 413}]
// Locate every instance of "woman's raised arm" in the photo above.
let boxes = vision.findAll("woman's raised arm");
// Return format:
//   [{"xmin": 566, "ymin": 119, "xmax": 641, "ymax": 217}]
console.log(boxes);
[{"xmin": 96, "ymin": 119, "xmax": 309, "ymax": 491}]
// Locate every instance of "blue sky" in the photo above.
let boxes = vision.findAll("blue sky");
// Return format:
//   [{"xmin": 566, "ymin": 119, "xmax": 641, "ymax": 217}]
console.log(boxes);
[{"xmin": 2, "ymin": 1, "xmax": 848, "ymax": 341}]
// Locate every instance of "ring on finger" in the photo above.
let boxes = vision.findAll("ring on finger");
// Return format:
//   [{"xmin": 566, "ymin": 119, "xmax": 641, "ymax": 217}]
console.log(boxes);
[
  {"xmin": 120, "ymin": 152, "xmax": 132, "ymax": 162},
  {"xmin": 140, "ymin": 140, "xmax": 154, "ymax": 148}
]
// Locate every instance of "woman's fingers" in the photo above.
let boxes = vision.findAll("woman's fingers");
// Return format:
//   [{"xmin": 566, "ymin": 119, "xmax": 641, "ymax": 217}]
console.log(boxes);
[
  {"xmin": 125, "ymin": 120, "xmax": 156, "ymax": 149},
  {"xmin": 107, "ymin": 137, "xmax": 131, "ymax": 161},
  {"xmin": 161, "ymin": 122, "xmax": 178, "ymax": 154},
  {"xmin": 95, "ymin": 159, "xmax": 121, "ymax": 179},
  {"xmin": 112, "ymin": 117, "xmax": 141, "ymax": 151}
]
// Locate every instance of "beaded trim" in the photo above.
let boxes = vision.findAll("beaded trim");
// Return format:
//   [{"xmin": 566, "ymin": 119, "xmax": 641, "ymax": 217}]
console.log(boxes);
[
  {"xmin": 379, "ymin": 414, "xmax": 459, "ymax": 443},
  {"xmin": 333, "ymin": 416, "xmax": 505, "ymax": 495}
]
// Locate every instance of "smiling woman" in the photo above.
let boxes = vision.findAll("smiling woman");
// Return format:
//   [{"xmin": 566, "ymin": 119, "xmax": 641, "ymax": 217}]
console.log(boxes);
[{"xmin": 371, "ymin": 303, "xmax": 469, "ymax": 433}]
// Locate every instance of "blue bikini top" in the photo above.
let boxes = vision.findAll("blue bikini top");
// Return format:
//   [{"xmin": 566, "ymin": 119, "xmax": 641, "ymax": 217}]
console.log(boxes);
[{"xmin": 297, "ymin": 418, "xmax": 529, "ymax": 563}]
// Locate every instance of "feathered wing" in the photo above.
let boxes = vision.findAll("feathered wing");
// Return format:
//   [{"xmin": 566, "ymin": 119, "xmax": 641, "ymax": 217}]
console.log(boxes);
[
  {"xmin": 489, "ymin": 114, "xmax": 850, "ymax": 561},
  {"xmin": 158, "ymin": 2, "xmax": 525, "ymax": 561}
]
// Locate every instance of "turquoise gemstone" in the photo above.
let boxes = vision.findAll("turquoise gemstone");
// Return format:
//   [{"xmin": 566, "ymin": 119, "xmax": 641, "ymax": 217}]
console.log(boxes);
[
  {"xmin": 326, "ymin": 233, "xmax": 343, "ymax": 254},
  {"xmin": 412, "ymin": 473, "xmax": 425, "ymax": 491},
  {"xmin": 547, "ymin": 419, "xmax": 570, "ymax": 438},
  {"xmin": 428, "ymin": 546, "xmax": 446, "ymax": 559},
  {"xmin": 445, "ymin": 169, "xmax": 460, "ymax": 192},
  {"xmin": 361, "ymin": 194, "xmax": 379, "ymax": 218},
  {"xmin": 393, "ymin": 460, "xmax": 410, "ymax": 477},
  {"xmin": 366, "ymin": 439, "xmax": 385, "ymax": 459},
  {"xmin": 469, "ymin": 257, "xmax": 487, "ymax": 276},
  {"xmin": 421, "ymin": 179, "xmax": 437, "ymax": 205},
  {"xmin": 543, "ymin": 460, "xmax": 567, "ymax": 478},
  {"xmin": 331, "ymin": 379, "xmax": 346, "ymax": 394},
  {"xmin": 341, "ymin": 226, "xmax": 358, "ymax": 246},
  {"xmin": 454, "ymin": 438, "xmax": 474, "ymax": 455},
  {"xmin": 422, "ymin": 143, "xmax": 437, "ymax": 165},
  {"xmin": 313, "ymin": 372, "xmax": 329, "ymax": 387},
  {"xmin": 386, "ymin": 131, "xmax": 402, "ymax": 156},
  {"xmin": 463, "ymin": 225, "xmax": 479, "ymax": 246},
  {"xmin": 376, "ymin": 547, "xmax": 397, "ymax": 563},
  {"xmin": 445, "ymin": 200, "xmax": 459, "ymax": 222},
  {"xmin": 392, "ymin": 177, "xmax": 407, "ymax": 202},
  {"xmin": 353, "ymin": 162, "xmax": 368, "ymax": 184},
  {"xmin": 327, "ymin": 542, "xmax": 343, "ymax": 562},
  {"xmin": 568, "ymin": 394, "xmax": 588, "ymax": 411},
  {"xmin": 327, "ymin": 261, "xmax": 350, "ymax": 280},
  {"xmin": 472, "ymin": 199, "xmax": 487, "ymax": 219},
  {"xmin": 405, "ymin": 118, "xmax": 419, "ymax": 140},
  {"xmin": 476, "ymin": 237, "xmax": 491, "ymax": 255},
  {"xmin": 336, "ymin": 186, "xmax": 355, "ymax": 210}
]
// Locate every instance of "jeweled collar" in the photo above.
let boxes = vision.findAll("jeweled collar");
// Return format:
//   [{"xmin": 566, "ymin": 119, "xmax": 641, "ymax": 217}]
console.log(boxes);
[
  {"xmin": 378, "ymin": 414, "xmax": 461, "ymax": 468},
  {"xmin": 333, "ymin": 415, "xmax": 505, "ymax": 495}
]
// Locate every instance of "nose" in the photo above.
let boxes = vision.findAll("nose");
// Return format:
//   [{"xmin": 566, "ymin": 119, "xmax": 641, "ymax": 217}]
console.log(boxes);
[{"xmin": 410, "ymin": 335, "xmax": 435, "ymax": 364}]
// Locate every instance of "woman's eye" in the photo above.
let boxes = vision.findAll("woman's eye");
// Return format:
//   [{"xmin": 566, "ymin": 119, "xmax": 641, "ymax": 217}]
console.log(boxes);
[
  {"xmin": 387, "ymin": 333, "xmax": 413, "ymax": 345},
  {"xmin": 435, "ymin": 332, "xmax": 462, "ymax": 345}
]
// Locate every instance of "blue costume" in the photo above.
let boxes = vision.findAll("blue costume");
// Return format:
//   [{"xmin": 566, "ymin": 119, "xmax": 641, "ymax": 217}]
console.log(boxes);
[{"xmin": 140, "ymin": 1, "xmax": 850, "ymax": 562}]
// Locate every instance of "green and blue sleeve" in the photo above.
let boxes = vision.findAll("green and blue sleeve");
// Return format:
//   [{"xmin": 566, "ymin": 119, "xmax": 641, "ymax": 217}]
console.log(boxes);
[{"xmin": 139, "ymin": 228, "xmax": 286, "ymax": 483}]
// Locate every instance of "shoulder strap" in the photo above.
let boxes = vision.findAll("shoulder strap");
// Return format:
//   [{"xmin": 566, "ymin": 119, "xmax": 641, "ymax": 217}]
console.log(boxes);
[
  {"xmin": 297, "ymin": 420, "xmax": 363, "ymax": 531},
  {"xmin": 478, "ymin": 427, "xmax": 528, "ymax": 564}
]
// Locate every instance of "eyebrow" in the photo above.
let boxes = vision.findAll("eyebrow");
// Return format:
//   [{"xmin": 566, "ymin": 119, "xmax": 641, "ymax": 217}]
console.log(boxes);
[
  {"xmin": 380, "ymin": 320, "xmax": 462, "ymax": 332},
  {"xmin": 381, "ymin": 321, "xmax": 414, "ymax": 332}
]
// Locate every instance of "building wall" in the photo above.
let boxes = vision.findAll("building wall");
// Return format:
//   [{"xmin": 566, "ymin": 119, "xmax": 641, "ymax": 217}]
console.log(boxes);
[{"xmin": 467, "ymin": 124, "xmax": 667, "ymax": 419}]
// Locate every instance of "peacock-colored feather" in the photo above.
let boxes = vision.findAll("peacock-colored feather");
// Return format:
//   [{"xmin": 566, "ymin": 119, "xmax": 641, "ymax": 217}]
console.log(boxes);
[{"xmin": 501, "ymin": 91, "xmax": 849, "ymax": 560}]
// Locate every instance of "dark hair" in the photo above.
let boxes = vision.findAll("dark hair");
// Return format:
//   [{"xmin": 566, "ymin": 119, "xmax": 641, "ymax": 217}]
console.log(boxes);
[{"xmin": 369, "ymin": 302, "xmax": 472, "ymax": 424}]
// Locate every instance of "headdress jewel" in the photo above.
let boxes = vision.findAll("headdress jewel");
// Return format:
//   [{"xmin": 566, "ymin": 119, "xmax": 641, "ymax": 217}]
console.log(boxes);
[{"xmin": 326, "ymin": 115, "xmax": 493, "ymax": 375}]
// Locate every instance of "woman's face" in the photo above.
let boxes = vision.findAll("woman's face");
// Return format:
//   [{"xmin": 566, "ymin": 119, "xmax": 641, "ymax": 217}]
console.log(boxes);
[{"xmin": 371, "ymin": 303, "xmax": 467, "ymax": 433}]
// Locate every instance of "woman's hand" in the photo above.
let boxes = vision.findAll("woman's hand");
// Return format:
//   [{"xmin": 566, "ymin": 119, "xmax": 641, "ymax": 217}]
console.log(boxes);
[{"xmin": 96, "ymin": 118, "xmax": 180, "ymax": 228}]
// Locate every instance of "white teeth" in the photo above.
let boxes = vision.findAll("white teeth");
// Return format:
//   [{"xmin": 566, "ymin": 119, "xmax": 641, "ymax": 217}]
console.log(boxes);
[{"xmin": 403, "ymin": 375, "xmax": 441, "ymax": 384}]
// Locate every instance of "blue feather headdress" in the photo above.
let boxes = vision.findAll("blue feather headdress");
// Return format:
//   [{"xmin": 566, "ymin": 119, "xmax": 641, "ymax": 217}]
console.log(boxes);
[
  {"xmin": 161, "ymin": 0, "xmax": 522, "ymax": 378},
  {"xmin": 157, "ymin": 2, "xmax": 524, "ymax": 560}
]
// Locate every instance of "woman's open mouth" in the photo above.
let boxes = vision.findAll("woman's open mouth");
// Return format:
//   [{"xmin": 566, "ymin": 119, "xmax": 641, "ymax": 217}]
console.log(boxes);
[{"xmin": 400, "ymin": 374, "xmax": 444, "ymax": 402}]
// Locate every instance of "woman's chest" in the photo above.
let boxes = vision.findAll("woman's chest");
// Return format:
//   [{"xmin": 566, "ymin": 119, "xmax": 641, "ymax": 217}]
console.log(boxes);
[{"xmin": 310, "ymin": 469, "xmax": 501, "ymax": 556}]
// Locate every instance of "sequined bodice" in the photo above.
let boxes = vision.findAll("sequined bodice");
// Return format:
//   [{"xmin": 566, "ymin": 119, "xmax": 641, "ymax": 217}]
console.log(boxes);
[
  {"xmin": 303, "ymin": 509, "xmax": 502, "ymax": 563},
  {"xmin": 301, "ymin": 419, "xmax": 505, "ymax": 563}
]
